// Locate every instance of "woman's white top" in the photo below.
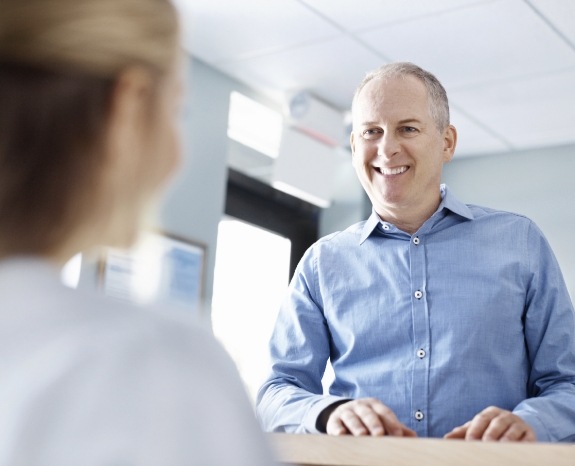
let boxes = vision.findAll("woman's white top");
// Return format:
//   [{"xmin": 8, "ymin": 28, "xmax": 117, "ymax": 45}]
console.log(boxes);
[{"xmin": 0, "ymin": 258, "xmax": 276, "ymax": 466}]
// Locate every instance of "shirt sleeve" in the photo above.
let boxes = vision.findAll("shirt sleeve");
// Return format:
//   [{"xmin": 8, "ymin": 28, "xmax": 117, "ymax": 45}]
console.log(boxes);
[
  {"xmin": 256, "ymin": 245, "xmax": 349, "ymax": 433},
  {"xmin": 512, "ymin": 220, "xmax": 575, "ymax": 442}
]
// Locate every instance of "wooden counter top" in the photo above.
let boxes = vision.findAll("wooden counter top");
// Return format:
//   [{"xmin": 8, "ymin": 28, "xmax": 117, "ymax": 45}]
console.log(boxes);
[{"xmin": 268, "ymin": 433, "xmax": 575, "ymax": 466}]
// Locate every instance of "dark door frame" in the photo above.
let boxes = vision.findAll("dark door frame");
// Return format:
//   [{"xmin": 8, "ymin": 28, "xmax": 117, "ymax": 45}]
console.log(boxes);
[{"xmin": 224, "ymin": 168, "xmax": 320, "ymax": 280}]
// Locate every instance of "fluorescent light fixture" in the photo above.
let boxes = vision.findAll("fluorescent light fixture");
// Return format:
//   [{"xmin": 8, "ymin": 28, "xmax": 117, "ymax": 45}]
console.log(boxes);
[
  {"xmin": 273, "ymin": 127, "xmax": 336, "ymax": 208},
  {"xmin": 227, "ymin": 91, "xmax": 283, "ymax": 158}
]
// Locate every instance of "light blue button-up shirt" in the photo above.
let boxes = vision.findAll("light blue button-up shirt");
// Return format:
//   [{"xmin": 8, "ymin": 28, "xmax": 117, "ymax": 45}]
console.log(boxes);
[{"xmin": 257, "ymin": 185, "xmax": 575, "ymax": 441}]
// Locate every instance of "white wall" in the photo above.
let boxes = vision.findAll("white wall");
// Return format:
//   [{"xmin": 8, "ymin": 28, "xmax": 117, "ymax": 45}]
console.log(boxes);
[
  {"xmin": 155, "ymin": 57, "xmax": 232, "ymax": 321},
  {"xmin": 319, "ymin": 150, "xmax": 369, "ymax": 237},
  {"xmin": 443, "ymin": 143, "xmax": 575, "ymax": 300}
]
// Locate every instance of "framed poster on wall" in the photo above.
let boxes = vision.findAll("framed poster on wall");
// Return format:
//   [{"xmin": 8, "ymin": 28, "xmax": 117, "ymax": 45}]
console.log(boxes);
[{"xmin": 100, "ymin": 231, "xmax": 205, "ymax": 315}]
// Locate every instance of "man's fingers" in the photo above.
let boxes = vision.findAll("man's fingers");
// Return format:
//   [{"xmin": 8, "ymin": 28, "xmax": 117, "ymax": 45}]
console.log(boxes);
[
  {"xmin": 369, "ymin": 401, "xmax": 405, "ymax": 436},
  {"xmin": 356, "ymin": 403, "xmax": 387, "ymax": 435},
  {"xmin": 498, "ymin": 419, "xmax": 536, "ymax": 442},
  {"xmin": 465, "ymin": 407, "xmax": 500, "ymax": 440},
  {"xmin": 520, "ymin": 428, "xmax": 537, "ymax": 442},
  {"xmin": 496, "ymin": 421, "xmax": 529, "ymax": 442},
  {"xmin": 483, "ymin": 410, "xmax": 521, "ymax": 441},
  {"xmin": 325, "ymin": 416, "xmax": 349, "ymax": 436},
  {"xmin": 338, "ymin": 399, "xmax": 387, "ymax": 436},
  {"xmin": 339, "ymin": 407, "xmax": 373, "ymax": 436},
  {"xmin": 444, "ymin": 407, "xmax": 536, "ymax": 442},
  {"xmin": 327, "ymin": 402, "xmax": 372, "ymax": 436},
  {"xmin": 401, "ymin": 425, "xmax": 418, "ymax": 437},
  {"xmin": 326, "ymin": 398, "xmax": 415, "ymax": 437},
  {"xmin": 443, "ymin": 422, "xmax": 470, "ymax": 439}
]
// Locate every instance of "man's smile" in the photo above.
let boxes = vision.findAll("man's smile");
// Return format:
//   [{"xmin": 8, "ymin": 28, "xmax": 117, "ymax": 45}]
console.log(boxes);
[{"xmin": 374, "ymin": 165, "xmax": 409, "ymax": 176}]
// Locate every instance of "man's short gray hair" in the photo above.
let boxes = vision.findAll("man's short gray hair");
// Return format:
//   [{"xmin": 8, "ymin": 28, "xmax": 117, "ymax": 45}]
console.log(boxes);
[{"xmin": 352, "ymin": 62, "xmax": 450, "ymax": 131}]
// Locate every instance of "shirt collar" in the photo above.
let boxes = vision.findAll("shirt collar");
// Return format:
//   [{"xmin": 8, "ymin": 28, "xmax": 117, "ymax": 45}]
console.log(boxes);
[
  {"xmin": 360, "ymin": 212, "xmax": 382, "ymax": 244},
  {"xmin": 437, "ymin": 184, "xmax": 474, "ymax": 221},
  {"xmin": 359, "ymin": 184, "xmax": 474, "ymax": 244}
]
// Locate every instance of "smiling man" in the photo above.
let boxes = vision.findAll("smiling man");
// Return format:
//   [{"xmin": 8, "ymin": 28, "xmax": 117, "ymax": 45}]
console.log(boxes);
[
  {"xmin": 256, "ymin": 62, "xmax": 575, "ymax": 442},
  {"xmin": 350, "ymin": 67, "xmax": 455, "ymax": 235}
]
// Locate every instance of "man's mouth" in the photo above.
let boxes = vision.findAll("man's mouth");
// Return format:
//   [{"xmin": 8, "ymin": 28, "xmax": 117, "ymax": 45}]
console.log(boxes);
[{"xmin": 375, "ymin": 166, "xmax": 409, "ymax": 176}]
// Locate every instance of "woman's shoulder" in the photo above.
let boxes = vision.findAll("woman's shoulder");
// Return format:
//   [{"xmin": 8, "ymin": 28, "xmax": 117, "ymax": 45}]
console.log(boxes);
[{"xmin": 0, "ymin": 256, "xmax": 224, "ymax": 372}]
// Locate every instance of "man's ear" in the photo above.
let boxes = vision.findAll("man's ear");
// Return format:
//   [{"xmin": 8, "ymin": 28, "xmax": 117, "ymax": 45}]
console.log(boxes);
[
  {"xmin": 350, "ymin": 131, "xmax": 356, "ymax": 157},
  {"xmin": 442, "ymin": 124, "xmax": 457, "ymax": 163}
]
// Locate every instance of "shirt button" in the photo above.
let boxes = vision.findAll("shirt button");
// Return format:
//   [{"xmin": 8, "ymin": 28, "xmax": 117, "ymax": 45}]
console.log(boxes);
[
  {"xmin": 415, "ymin": 410, "xmax": 424, "ymax": 421},
  {"xmin": 417, "ymin": 349, "xmax": 426, "ymax": 359},
  {"xmin": 413, "ymin": 237, "xmax": 420, "ymax": 245},
  {"xmin": 414, "ymin": 290, "xmax": 423, "ymax": 299},
  {"xmin": 382, "ymin": 224, "xmax": 390, "ymax": 230}
]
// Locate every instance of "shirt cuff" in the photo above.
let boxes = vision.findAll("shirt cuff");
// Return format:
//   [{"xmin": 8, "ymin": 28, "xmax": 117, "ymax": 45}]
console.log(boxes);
[
  {"xmin": 302, "ymin": 395, "xmax": 350, "ymax": 434},
  {"xmin": 513, "ymin": 410, "xmax": 551, "ymax": 442}
]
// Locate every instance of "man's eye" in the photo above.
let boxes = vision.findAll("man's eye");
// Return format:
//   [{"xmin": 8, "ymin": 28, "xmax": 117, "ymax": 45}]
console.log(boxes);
[
  {"xmin": 362, "ymin": 128, "xmax": 382, "ymax": 139},
  {"xmin": 401, "ymin": 126, "xmax": 418, "ymax": 134}
]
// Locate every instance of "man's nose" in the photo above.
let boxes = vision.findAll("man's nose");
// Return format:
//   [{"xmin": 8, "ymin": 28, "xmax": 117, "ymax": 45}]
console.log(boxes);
[{"xmin": 377, "ymin": 131, "xmax": 400, "ymax": 159}]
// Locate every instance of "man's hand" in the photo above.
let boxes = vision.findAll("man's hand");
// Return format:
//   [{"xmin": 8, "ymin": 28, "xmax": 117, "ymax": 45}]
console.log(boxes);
[
  {"xmin": 444, "ymin": 406, "xmax": 536, "ymax": 442},
  {"xmin": 325, "ymin": 398, "xmax": 417, "ymax": 437}
]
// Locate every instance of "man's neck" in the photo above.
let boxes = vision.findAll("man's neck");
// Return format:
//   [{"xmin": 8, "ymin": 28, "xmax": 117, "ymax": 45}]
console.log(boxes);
[{"xmin": 376, "ymin": 198, "xmax": 442, "ymax": 235}]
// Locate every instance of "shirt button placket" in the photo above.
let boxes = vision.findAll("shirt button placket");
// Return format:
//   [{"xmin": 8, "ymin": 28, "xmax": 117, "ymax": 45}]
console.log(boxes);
[{"xmin": 410, "ymin": 232, "xmax": 429, "ymax": 436}]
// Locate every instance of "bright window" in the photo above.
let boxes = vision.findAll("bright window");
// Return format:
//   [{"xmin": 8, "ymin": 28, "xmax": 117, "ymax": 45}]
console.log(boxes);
[{"xmin": 211, "ymin": 217, "xmax": 291, "ymax": 403}]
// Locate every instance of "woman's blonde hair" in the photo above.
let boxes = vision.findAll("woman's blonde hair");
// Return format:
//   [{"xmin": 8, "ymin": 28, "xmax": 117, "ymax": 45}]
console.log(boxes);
[
  {"xmin": 0, "ymin": 0, "xmax": 178, "ymax": 257},
  {"xmin": 1, "ymin": 0, "xmax": 178, "ymax": 77}
]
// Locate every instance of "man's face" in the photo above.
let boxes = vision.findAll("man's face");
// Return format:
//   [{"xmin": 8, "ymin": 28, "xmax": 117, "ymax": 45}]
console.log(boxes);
[{"xmin": 350, "ymin": 75, "xmax": 456, "ymax": 222}]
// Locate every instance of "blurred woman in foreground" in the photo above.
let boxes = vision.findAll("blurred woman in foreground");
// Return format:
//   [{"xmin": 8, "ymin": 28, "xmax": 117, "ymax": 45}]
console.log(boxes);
[{"xmin": 0, "ymin": 0, "xmax": 275, "ymax": 464}]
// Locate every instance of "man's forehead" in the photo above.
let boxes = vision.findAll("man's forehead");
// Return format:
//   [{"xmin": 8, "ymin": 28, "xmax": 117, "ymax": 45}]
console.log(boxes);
[
  {"xmin": 353, "ymin": 76, "xmax": 430, "ymax": 121},
  {"xmin": 362, "ymin": 75, "xmax": 426, "ymax": 98}
]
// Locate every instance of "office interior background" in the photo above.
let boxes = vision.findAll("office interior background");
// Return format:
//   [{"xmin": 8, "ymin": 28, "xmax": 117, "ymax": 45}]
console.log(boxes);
[{"xmin": 76, "ymin": 0, "xmax": 575, "ymax": 401}]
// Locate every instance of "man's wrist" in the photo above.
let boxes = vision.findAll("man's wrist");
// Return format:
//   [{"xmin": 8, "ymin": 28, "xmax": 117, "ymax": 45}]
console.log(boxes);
[{"xmin": 316, "ymin": 399, "xmax": 350, "ymax": 433}]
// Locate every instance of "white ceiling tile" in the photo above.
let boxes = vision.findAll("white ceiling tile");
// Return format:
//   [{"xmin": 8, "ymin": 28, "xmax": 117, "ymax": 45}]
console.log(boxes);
[
  {"xmin": 357, "ymin": 0, "xmax": 575, "ymax": 89},
  {"xmin": 178, "ymin": 0, "xmax": 575, "ymax": 164},
  {"xmin": 172, "ymin": 0, "xmax": 340, "ymax": 63},
  {"xmin": 528, "ymin": 0, "xmax": 575, "ymax": 46},
  {"xmin": 449, "ymin": 68, "xmax": 575, "ymax": 150},
  {"xmin": 216, "ymin": 36, "xmax": 384, "ymax": 110},
  {"xmin": 449, "ymin": 108, "xmax": 511, "ymax": 157},
  {"xmin": 299, "ymin": 0, "xmax": 491, "ymax": 32}
]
